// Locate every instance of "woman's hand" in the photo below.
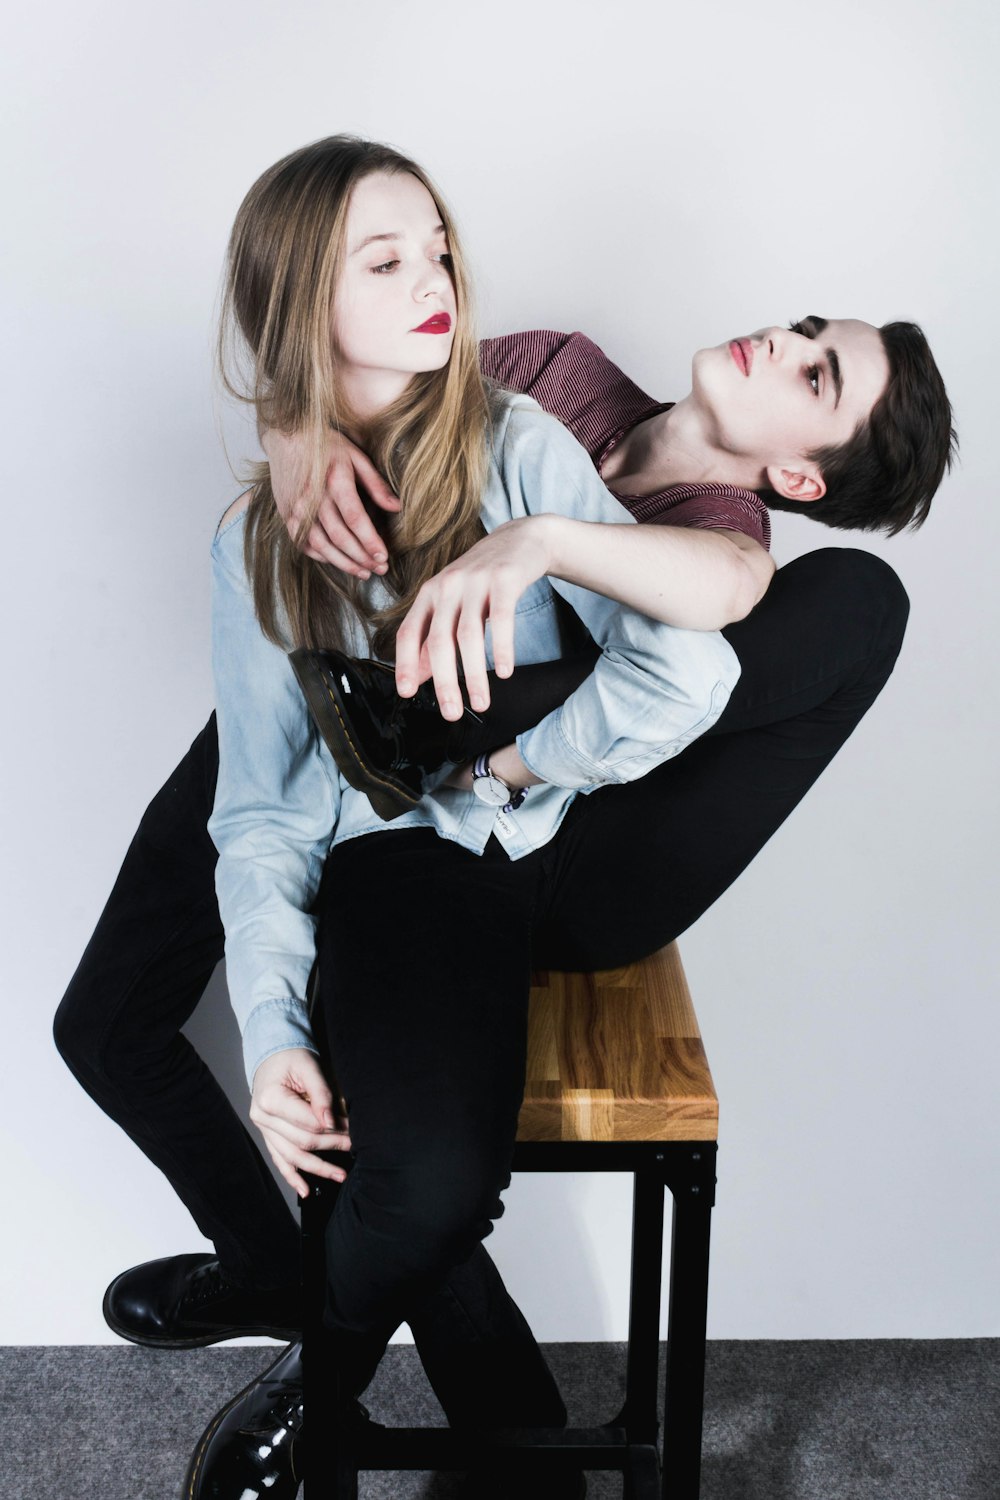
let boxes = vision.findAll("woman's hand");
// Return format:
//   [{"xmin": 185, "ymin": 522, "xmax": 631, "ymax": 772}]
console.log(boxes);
[
  {"xmin": 394, "ymin": 514, "xmax": 560, "ymax": 718},
  {"xmin": 250, "ymin": 1047, "xmax": 352, "ymax": 1199},
  {"xmin": 262, "ymin": 426, "xmax": 400, "ymax": 578}
]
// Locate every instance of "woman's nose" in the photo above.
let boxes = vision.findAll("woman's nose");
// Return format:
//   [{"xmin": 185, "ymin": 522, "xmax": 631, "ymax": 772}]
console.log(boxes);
[{"xmin": 415, "ymin": 261, "xmax": 451, "ymax": 299}]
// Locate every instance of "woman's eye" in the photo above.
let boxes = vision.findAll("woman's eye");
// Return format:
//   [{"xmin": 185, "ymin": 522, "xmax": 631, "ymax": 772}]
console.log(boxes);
[
  {"xmin": 807, "ymin": 364, "xmax": 820, "ymax": 395},
  {"xmin": 371, "ymin": 259, "xmax": 399, "ymax": 275},
  {"xmin": 436, "ymin": 252, "xmax": 453, "ymax": 268}
]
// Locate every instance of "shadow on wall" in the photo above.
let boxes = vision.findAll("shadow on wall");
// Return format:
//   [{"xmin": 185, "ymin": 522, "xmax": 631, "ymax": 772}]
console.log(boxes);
[{"xmin": 181, "ymin": 962, "xmax": 298, "ymax": 1217}]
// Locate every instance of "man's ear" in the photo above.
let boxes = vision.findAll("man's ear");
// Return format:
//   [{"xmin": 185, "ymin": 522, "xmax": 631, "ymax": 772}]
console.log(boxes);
[{"xmin": 766, "ymin": 463, "xmax": 826, "ymax": 504}]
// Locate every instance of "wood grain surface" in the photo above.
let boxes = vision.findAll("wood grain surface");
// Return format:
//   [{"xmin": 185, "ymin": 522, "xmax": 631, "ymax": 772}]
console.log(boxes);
[{"xmin": 517, "ymin": 943, "xmax": 718, "ymax": 1142}]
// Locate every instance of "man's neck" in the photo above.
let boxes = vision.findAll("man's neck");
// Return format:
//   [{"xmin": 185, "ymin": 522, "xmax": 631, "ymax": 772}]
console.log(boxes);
[{"xmin": 602, "ymin": 399, "xmax": 759, "ymax": 496}]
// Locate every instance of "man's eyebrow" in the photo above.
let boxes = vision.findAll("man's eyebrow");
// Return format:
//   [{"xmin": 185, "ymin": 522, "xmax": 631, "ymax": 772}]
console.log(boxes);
[
  {"xmin": 351, "ymin": 223, "xmax": 447, "ymax": 255},
  {"xmin": 801, "ymin": 316, "xmax": 842, "ymax": 407}
]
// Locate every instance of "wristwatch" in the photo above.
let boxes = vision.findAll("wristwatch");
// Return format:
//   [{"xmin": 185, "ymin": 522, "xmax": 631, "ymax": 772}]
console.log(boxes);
[{"xmin": 471, "ymin": 753, "xmax": 527, "ymax": 813}]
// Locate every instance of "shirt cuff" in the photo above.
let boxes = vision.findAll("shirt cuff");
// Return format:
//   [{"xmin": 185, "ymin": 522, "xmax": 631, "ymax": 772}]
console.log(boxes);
[
  {"xmin": 242, "ymin": 997, "xmax": 319, "ymax": 1091},
  {"xmin": 516, "ymin": 675, "xmax": 734, "ymax": 789}
]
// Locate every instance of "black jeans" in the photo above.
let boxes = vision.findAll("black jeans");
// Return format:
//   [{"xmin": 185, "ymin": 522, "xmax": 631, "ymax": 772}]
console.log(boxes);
[{"xmin": 53, "ymin": 547, "xmax": 908, "ymax": 1413}]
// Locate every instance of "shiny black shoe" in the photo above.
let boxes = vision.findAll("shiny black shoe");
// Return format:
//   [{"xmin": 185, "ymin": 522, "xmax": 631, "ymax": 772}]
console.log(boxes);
[
  {"xmin": 184, "ymin": 1339, "xmax": 304, "ymax": 1499},
  {"xmin": 289, "ymin": 648, "xmax": 481, "ymax": 822},
  {"xmin": 103, "ymin": 1253, "xmax": 301, "ymax": 1348},
  {"xmin": 184, "ymin": 1339, "xmax": 380, "ymax": 1500}
]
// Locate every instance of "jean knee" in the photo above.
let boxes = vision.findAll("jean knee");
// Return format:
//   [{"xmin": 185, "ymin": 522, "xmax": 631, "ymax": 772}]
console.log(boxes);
[
  {"xmin": 53, "ymin": 968, "xmax": 161, "ymax": 1089},
  {"xmin": 814, "ymin": 546, "xmax": 908, "ymax": 623},
  {"xmin": 352, "ymin": 1142, "xmax": 510, "ymax": 1278},
  {"xmin": 52, "ymin": 980, "xmax": 102, "ymax": 1079}
]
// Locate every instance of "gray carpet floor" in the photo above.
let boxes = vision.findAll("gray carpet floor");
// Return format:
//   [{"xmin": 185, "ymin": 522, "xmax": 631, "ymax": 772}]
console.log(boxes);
[{"xmin": 2, "ymin": 1340, "xmax": 997, "ymax": 1499}]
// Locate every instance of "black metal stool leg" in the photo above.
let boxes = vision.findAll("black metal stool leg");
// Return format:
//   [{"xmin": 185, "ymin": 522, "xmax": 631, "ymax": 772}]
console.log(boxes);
[
  {"xmin": 660, "ymin": 1149, "xmax": 716, "ymax": 1500},
  {"xmin": 620, "ymin": 1165, "xmax": 665, "ymax": 1445},
  {"xmin": 301, "ymin": 1173, "xmax": 362, "ymax": 1500}
]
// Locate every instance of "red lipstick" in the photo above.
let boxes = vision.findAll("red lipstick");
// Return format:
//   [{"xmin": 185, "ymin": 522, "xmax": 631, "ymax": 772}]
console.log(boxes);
[
  {"xmin": 728, "ymin": 338, "xmax": 753, "ymax": 375},
  {"xmin": 412, "ymin": 313, "xmax": 452, "ymax": 334}
]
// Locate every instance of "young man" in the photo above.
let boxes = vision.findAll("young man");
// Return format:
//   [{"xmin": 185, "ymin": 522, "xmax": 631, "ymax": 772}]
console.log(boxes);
[{"xmin": 54, "ymin": 319, "xmax": 952, "ymax": 1400}]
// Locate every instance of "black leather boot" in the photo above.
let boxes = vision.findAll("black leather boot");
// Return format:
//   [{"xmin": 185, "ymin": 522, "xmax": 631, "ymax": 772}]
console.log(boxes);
[
  {"xmin": 184, "ymin": 1338, "xmax": 382, "ymax": 1499},
  {"xmin": 184, "ymin": 1340, "xmax": 305, "ymax": 1499},
  {"xmin": 102, "ymin": 1253, "xmax": 301, "ymax": 1348},
  {"xmin": 289, "ymin": 649, "xmax": 471, "ymax": 820},
  {"xmin": 289, "ymin": 644, "xmax": 600, "ymax": 821}
]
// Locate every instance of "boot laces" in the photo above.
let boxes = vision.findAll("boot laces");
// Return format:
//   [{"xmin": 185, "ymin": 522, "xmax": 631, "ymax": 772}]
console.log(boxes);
[{"xmin": 179, "ymin": 1260, "xmax": 238, "ymax": 1311}]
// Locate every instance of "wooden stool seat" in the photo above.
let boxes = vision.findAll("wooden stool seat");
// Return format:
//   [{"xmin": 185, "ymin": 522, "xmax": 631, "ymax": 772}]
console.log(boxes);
[
  {"xmin": 520, "ymin": 943, "xmax": 719, "ymax": 1143},
  {"xmin": 302, "ymin": 942, "xmax": 718, "ymax": 1500}
]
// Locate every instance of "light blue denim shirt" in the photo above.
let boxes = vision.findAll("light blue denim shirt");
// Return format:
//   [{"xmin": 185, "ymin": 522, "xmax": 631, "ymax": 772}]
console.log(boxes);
[{"xmin": 209, "ymin": 393, "xmax": 741, "ymax": 1086}]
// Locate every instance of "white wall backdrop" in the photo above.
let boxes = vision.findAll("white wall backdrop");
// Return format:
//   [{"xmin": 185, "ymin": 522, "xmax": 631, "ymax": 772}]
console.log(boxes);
[{"xmin": 3, "ymin": 0, "xmax": 998, "ymax": 1345}]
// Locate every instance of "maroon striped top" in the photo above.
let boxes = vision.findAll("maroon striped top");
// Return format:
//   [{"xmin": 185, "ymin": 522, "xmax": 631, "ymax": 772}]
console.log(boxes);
[{"xmin": 480, "ymin": 329, "xmax": 771, "ymax": 551}]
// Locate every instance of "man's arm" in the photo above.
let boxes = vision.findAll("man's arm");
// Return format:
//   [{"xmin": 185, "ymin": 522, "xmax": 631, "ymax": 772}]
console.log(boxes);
[
  {"xmin": 394, "ymin": 512, "xmax": 772, "ymax": 713},
  {"xmin": 261, "ymin": 424, "xmax": 399, "ymax": 578},
  {"xmin": 263, "ymin": 328, "xmax": 774, "ymax": 612}
]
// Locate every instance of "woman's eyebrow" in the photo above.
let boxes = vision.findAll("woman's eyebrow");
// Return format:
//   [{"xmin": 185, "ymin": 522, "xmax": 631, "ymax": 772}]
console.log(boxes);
[
  {"xmin": 351, "ymin": 223, "xmax": 446, "ymax": 255},
  {"xmin": 351, "ymin": 231, "xmax": 401, "ymax": 255}
]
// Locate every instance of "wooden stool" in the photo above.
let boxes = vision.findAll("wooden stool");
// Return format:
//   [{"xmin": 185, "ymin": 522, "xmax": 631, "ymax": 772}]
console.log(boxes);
[{"xmin": 301, "ymin": 942, "xmax": 718, "ymax": 1499}]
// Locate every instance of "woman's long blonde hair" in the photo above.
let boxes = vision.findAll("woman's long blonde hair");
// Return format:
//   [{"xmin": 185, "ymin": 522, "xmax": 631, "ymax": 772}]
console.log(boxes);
[{"xmin": 218, "ymin": 135, "xmax": 491, "ymax": 656}]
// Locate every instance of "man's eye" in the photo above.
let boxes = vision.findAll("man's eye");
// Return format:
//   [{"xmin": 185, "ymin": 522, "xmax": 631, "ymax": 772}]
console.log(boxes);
[
  {"xmin": 371, "ymin": 259, "xmax": 399, "ymax": 275},
  {"xmin": 806, "ymin": 364, "xmax": 820, "ymax": 395}
]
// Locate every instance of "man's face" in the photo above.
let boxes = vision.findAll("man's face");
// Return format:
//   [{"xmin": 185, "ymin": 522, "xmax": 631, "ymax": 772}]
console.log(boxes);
[{"xmin": 691, "ymin": 317, "xmax": 890, "ymax": 493}]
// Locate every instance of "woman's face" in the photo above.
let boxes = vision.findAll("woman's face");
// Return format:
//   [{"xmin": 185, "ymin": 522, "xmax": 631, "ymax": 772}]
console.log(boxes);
[
  {"xmin": 333, "ymin": 171, "xmax": 457, "ymax": 420},
  {"xmin": 690, "ymin": 317, "xmax": 890, "ymax": 489}
]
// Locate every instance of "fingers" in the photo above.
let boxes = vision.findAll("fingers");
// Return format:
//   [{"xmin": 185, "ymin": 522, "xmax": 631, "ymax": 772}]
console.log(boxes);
[
  {"xmin": 312, "ymin": 442, "xmax": 400, "ymax": 576},
  {"xmin": 396, "ymin": 583, "xmax": 471, "ymax": 717},
  {"xmin": 314, "ymin": 491, "xmax": 387, "ymax": 576},
  {"xmin": 303, "ymin": 511, "xmax": 378, "ymax": 577},
  {"xmin": 348, "ymin": 446, "xmax": 402, "ymax": 516},
  {"xmin": 396, "ymin": 570, "xmax": 522, "ymax": 713},
  {"xmin": 259, "ymin": 1129, "xmax": 346, "ymax": 1200},
  {"xmin": 249, "ymin": 1051, "xmax": 351, "ymax": 1195},
  {"xmin": 250, "ymin": 1098, "xmax": 350, "ymax": 1194},
  {"xmin": 482, "ymin": 587, "xmax": 517, "ymax": 681},
  {"xmin": 277, "ymin": 436, "xmax": 401, "ymax": 578},
  {"xmin": 394, "ymin": 594, "xmax": 434, "ymax": 699}
]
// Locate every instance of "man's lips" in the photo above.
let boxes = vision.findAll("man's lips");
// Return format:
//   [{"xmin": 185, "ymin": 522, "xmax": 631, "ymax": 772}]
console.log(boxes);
[
  {"xmin": 412, "ymin": 313, "xmax": 452, "ymax": 334},
  {"xmin": 728, "ymin": 337, "xmax": 753, "ymax": 375}
]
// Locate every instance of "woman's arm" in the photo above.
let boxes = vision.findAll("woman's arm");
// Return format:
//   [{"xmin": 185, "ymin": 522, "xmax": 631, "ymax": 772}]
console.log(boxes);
[{"xmin": 209, "ymin": 501, "xmax": 348, "ymax": 1194}]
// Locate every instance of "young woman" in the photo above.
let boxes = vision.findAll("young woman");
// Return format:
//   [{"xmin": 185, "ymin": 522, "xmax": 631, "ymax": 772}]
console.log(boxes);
[{"xmin": 187, "ymin": 134, "xmax": 744, "ymax": 1500}]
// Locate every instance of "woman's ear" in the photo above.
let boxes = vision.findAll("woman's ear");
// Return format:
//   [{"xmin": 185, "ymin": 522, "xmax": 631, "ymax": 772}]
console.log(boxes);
[{"xmin": 765, "ymin": 463, "xmax": 826, "ymax": 504}]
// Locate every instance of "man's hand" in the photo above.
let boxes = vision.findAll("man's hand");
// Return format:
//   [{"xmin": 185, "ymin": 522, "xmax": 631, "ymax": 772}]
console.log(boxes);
[
  {"xmin": 250, "ymin": 1047, "xmax": 351, "ymax": 1199},
  {"xmin": 394, "ymin": 515, "xmax": 559, "ymax": 718},
  {"xmin": 263, "ymin": 427, "xmax": 400, "ymax": 578}
]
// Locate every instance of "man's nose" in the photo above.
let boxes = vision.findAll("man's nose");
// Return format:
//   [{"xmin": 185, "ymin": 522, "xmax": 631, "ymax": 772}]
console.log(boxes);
[{"xmin": 754, "ymin": 326, "xmax": 786, "ymax": 360}]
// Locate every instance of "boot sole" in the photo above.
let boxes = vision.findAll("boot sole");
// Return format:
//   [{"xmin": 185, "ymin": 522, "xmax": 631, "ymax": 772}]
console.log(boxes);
[
  {"xmin": 102, "ymin": 1289, "xmax": 299, "ymax": 1349},
  {"xmin": 289, "ymin": 649, "xmax": 421, "ymax": 823}
]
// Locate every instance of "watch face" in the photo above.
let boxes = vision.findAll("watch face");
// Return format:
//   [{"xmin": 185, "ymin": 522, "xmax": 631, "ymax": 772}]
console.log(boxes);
[{"xmin": 472, "ymin": 773, "xmax": 510, "ymax": 807}]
